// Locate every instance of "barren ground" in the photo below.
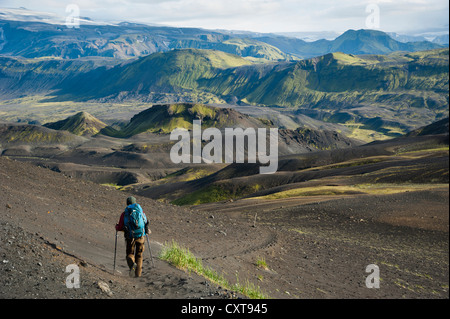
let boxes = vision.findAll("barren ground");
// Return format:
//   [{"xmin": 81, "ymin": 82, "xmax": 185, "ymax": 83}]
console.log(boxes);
[{"xmin": 0, "ymin": 156, "xmax": 448, "ymax": 303}]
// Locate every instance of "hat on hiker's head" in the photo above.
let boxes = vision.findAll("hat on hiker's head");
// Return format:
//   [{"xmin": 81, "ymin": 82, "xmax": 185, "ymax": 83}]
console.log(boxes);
[{"xmin": 127, "ymin": 196, "xmax": 136, "ymax": 205}]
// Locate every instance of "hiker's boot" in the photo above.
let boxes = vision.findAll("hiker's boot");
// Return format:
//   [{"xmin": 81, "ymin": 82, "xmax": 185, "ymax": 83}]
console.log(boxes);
[{"xmin": 129, "ymin": 263, "xmax": 137, "ymax": 277}]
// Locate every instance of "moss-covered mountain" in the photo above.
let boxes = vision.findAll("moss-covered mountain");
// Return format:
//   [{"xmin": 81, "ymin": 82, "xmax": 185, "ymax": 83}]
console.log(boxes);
[
  {"xmin": 0, "ymin": 56, "xmax": 109, "ymax": 100},
  {"xmin": 0, "ymin": 123, "xmax": 85, "ymax": 146},
  {"xmin": 101, "ymin": 103, "xmax": 266, "ymax": 137},
  {"xmin": 3, "ymin": 47, "xmax": 448, "ymax": 139},
  {"xmin": 202, "ymin": 48, "xmax": 449, "ymax": 109},
  {"xmin": 100, "ymin": 103, "xmax": 362, "ymax": 162},
  {"xmin": 43, "ymin": 112, "xmax": 108, "ymax": 136},
  {"xmin": 51, "ymin": 49, "xmax": 252, "ymax": 102},
  {"xmin": 51, "ymin": 48, "xmax": 448, "ymax": 108},
  {"xmin": 49, "ymin": 48, "xmax": 448, "ymax": 137}
]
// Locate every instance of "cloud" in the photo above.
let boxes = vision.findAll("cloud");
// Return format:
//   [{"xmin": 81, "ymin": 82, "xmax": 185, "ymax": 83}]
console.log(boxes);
[{"xmin": 1, "ymin": 0, "xmax": 448, "ymax": 33}]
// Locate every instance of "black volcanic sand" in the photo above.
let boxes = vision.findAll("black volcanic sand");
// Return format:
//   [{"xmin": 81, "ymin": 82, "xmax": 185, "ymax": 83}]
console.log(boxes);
[
  {"xmin": 0, "ymin": 157, "xmax": 239, "ymax": 300},
  {"xmin": 0, "ymin": 156, "xmax": 448, "ymax": 300}
]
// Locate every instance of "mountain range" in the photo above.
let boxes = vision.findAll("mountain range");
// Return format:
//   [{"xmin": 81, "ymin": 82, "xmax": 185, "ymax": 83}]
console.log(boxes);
[
  {"xmin": 0, "ymin": 9, "xmax": 446, "ymax": 61},
  {"xmin": 48, "ymin": 47, "xmax": 449, "ymax": 137},
  {"xmin": 1, "ymin": 46, "xmax": 448, "ymax": 139},
  {"xmin": 0, "ymin": 8, "xmax": 448, "ymax": 141},
  {"xmin": 47, "ymin": 47, "xmax": 447, "ymax": 108}
]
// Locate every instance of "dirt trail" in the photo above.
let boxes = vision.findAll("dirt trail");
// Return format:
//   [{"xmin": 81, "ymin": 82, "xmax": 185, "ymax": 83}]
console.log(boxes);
[
  {"xmin": 0, "ymin": 157, "xmax": 241, "ymax": 299},
  {"xmin": 195, "ymin": 195, "xmax": 359, "ymax": 215}
]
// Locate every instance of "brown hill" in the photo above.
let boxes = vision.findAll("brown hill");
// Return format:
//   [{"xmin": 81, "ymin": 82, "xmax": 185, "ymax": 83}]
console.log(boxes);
[
  {"xmin": 44, "ymin": 111, "xmax": 108, "ymax": 136},
  {"xmin": 134, "ymin": 132, "xmax": 448, "ymax": 206},
  {"xmin": 407, "ymin": 117, "xmax": 449, "ymax": 137}
]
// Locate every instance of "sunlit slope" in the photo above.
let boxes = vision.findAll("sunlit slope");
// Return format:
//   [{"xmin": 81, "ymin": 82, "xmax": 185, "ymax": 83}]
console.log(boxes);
[
  {"xmin": 203, "ymin": 48, "xmax": 449, "ymax": 109},
  {"xmin": 101, "ymin": 103, "xmax": 265, "ymax": 137},
  {"xmin": 51, "ymin": 48, "xmax": 448, "ymax": 113},
  {"xmin": 43, "ymin": 111, "xmax": 108, "ymax": 136},
  {"xmin": 51, "ymin": 49, "xmax": 252, "ymax": 101}
]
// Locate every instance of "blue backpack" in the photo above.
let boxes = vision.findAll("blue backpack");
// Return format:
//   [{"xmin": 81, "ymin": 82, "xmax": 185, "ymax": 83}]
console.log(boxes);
[{"xmin": 124, "ymin": 203, "xmax": 145, "ymax": 239}]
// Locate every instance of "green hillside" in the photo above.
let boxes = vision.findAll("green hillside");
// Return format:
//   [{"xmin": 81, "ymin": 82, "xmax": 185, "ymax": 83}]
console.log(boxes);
[
  {"xmin": 0, "ymin": 123, "xmax": 85, "ymax": 145},
  {"xmin": 54, "ymin": 47, "xmax": 448, "ymax": 110},
  {"xmin": 203, "ymin": 48, "xmax": 449, "ymax": 108},
  {"xmin": 48, "ymin": 47, "xmax": 448, "ymax": 139},
  {"xmin": 53, "ymin": 49, "xmax": 252, "ymax": 101},
  {"xmin": 0, "ymin": 56, "xmax": 107, "ymax": 99},
  {"xmin": 4, "ymin": 47, "xmax": 445, "ymax": 140},
  {"xmin": 102, "ymin": 103, "xmax": 265, "ymax": 137}
]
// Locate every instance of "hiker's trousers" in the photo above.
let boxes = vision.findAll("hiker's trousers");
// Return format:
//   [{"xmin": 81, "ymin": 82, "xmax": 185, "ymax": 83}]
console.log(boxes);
[{"xmin": 126, "ymin": 236, "xmax": 145, "ymax": 277}]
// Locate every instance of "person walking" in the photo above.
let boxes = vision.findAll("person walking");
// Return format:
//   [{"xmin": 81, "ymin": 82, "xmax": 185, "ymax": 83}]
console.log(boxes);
[{"xmin": 115, "ymin": 196, "xmax": 149, "ymax": 277}]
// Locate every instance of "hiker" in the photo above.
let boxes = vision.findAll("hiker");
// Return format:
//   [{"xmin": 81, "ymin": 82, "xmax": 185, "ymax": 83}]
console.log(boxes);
[{"xmin": 115, "ymin": 196, "xmax": 150, "ymax": 277}]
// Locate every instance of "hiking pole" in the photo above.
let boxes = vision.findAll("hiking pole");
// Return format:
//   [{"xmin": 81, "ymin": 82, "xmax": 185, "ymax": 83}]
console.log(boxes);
[
  {"xmin": 113, "ymin": 230, "xmax": 118, "ymax": 275},
  {"xmin": 146, "ymin": 234, "xmax": 155, "ymax": 268}
]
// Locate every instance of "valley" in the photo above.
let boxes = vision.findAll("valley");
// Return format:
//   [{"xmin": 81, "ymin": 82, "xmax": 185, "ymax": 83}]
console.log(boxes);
[
  {"xmin": 0, "ymin": 124, "xmax": 448, "ymax": 299},
  {"xmin": 1, "ymin": 47, "xmax": 448, "ymax": 141},
  {"xmin": 0, "ymin": 7, "xmax": 448, "ymax": 301}
]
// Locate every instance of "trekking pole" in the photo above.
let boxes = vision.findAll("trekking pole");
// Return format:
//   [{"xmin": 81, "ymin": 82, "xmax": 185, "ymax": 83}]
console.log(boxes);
[
  {"xmin": 146, "ymin": 234, "xmax": 155, "ymax": 268},
  {"xmin": 113, "ymin": 230, "xmax": 118, "ymax": 275}
]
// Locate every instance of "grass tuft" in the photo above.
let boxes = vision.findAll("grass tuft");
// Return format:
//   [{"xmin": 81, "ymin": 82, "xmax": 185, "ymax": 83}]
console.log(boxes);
[
  {"xmin": 159, "ymin": 240, "xmax": 269, "ymax": 299},
  {"xmin": 256, "ymin": 257, "xmax": 269, "ymax": 270}
]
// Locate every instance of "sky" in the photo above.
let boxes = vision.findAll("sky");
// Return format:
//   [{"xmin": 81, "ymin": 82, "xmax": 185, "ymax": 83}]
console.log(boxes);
[{"xmin": 0, "ymin": 0, "xmax": 449, "ymax": 35}]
